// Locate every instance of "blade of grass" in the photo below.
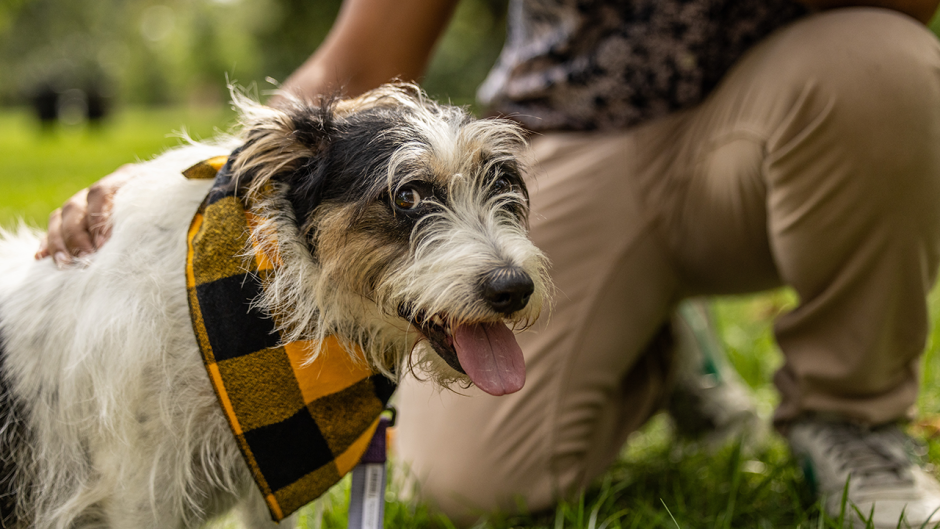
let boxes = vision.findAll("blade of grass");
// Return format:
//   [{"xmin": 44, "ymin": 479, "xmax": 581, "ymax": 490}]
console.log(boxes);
[
  {"xmin": 598, "ymin": 509, "xmax": 630, "ymax": 529},
  {"xmin": 918, "ymin": 505, "xmax": 940, "ymax": 529},
  {"xmin": 837, "ymin": 476, "xmax": 850, "ymax": 527},
  {"xmin": 660, "ymin": 499, "xmax": 680, "ymax": 529},
  {"xmin": 588, "ymin": 476, "xmax": 612, "ymax": 529},
  {"xmin": 721, "ymin": 439, "xmax": 744, "ymax": 529}
]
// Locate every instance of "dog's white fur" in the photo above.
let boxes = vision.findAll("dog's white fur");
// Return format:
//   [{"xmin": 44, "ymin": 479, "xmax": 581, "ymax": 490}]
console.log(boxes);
[
  {"xmin": 0, "ymin": 86, "xmax": 550, "ymax": 528},
  {"xmin": 0, "ymin": 143, "xmax": 257, "ymax": 528}
]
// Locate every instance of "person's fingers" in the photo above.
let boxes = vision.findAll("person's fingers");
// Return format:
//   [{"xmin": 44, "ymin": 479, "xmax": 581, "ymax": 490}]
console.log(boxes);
[
  {"xmin": 87, "ymin": 164, "xmax": 134, "ymax": 248},
  {"xmin": 34, "ymin": 239, "xmax": 48, "ymax": 260},
  {"xmin": 41, "ymin": 208, "xmax": 73, "ymax": 266},
  {"xmin": 86, "ymin": 182, "xmax": 112, "ymax": 249},
  {"xmin": 35, "ymin": 209, "xmax": 59, "ymax": 260},
  {"xmin": 59, "ymin": 189, "xmax": 95, "ymax": 258}
]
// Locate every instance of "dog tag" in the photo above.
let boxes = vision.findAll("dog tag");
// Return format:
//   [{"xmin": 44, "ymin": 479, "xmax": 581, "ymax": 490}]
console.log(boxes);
[{"xmin": 348, "ymin": 416, "xmax": 390, "ymax": 529}]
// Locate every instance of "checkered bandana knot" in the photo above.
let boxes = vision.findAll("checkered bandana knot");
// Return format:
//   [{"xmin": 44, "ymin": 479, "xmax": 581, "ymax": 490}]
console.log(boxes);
[{"xmin": 183, "ymin": 156, "xmax": 395, "ymax": 521}]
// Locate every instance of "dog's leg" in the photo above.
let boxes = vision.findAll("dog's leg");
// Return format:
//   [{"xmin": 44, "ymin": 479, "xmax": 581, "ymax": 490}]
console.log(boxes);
[{"xmin": 93, "ymin": 422, "xmax": 233, "ymax": 529}]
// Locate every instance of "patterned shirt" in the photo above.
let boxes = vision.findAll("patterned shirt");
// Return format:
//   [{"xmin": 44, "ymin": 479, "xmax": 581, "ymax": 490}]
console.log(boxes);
[{"xmin": 478, "ymin": 0, "xmax": 808, "ymax": 131}]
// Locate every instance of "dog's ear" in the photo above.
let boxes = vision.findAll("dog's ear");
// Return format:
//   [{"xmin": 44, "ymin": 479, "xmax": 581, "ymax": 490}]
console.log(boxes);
[
  {"xmin": 227, "ymin": 91, "xmax": 337, "ymax": 207},
  {"xmin": 228, "ymin": 83, "xmax": 434, "ymax": 223}
]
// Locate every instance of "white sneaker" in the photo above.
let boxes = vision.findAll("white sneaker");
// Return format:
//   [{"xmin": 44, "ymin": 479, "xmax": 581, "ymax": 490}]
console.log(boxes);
[
  {"xmin": 667, "ymin": 300, "xmax": 767, "ymax": 450},
  {"xmin": 788, "ymin": 418, "xmax": 940, "ymax": 528}
]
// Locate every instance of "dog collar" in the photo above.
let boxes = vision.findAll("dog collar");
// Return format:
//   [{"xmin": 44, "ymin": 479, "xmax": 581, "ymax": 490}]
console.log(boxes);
[{"xmin": 183, "ymin": 156, "xmax": 395, "ymax": 521}]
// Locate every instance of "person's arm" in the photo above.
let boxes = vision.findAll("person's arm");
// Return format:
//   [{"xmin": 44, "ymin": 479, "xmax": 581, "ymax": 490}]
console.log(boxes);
[
  {"xmin": 795, "ymin": 0, "xmax": 939, "ymax": 23},
  {"xmin": 37, "ymin": 0, "xmax": 458, "ymax": 264},
  {"xmin": 278, "ymin": 0, "xmax": 457, "ymax": 101}
]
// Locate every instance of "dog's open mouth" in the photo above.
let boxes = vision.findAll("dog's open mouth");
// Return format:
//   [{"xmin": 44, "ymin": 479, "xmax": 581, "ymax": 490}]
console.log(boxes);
[{"xmin": 399, "ymin": 307, "xmax": 526, "ymax": 396}]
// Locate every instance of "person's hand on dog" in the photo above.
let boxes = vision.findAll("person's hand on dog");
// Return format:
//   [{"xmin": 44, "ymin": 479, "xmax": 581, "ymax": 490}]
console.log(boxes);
[{"xmin": 35, "ymin": 164, "xmax": 135, "ymax": 266}]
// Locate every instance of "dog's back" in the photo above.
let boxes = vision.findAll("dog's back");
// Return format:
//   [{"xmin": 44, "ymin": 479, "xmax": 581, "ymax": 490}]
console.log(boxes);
[{"xmin": 0, "ymin": 143, "xmax": 260, "ymax": 528}]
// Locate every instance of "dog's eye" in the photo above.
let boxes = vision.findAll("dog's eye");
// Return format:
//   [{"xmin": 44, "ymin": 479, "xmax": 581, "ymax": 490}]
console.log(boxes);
[
  {"xmin": 394, "ymin": 186, "xmax": 423, "ymax": 210},
  {"xmin": 492, "ymin": 176, "xmax": 514, "ymax": 195}
]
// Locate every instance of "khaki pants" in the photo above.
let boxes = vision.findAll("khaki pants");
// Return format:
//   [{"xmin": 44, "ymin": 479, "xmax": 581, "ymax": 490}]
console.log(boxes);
[{"xmin": 396, "ymin": 8, "xmax": 940, "ymax": 521}]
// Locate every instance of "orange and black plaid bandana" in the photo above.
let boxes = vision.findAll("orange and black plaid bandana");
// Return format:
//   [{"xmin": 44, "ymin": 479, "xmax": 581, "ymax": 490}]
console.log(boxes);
[{"xmin": 183, "ymin": 156, "xmax": 395, "ymax": 521}]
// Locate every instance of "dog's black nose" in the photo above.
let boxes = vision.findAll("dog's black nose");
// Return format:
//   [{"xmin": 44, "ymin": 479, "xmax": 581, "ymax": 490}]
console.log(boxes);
[{"xmin": 482, "ymin": 267, "xmax": 534, "ymax": 315}]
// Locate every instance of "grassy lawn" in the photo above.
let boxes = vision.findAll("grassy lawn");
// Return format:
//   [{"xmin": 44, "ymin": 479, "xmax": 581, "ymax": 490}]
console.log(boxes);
[
  {"xmin": 3, "ymin": 108, "xmax": 940, "ymax": 528},
  {"xmin": 0, "ymin": 106, "xmax": 235, "ymax": 227}
]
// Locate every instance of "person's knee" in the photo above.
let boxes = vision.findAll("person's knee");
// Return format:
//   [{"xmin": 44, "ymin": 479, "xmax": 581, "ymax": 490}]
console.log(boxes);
[
  {"xmin": 397, "ymin": 451, "xmax": 556, "ymax": 524},
  {"xmin": 761, "ymin": 8, "xmax": 940, "ymax": 130},
  {"xmin": 393, "ymin": 379, "xmax": 562, "ymax": 523},
  {"xmin": 742, "ymin": 8, "xmax": 940, "ymax": 243}
]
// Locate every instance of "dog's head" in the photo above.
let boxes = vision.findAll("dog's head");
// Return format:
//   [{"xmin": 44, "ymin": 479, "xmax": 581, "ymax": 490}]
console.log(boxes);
[{"xmin": 227, "ymin": 84, "xmax": 551, "ymax": 396}]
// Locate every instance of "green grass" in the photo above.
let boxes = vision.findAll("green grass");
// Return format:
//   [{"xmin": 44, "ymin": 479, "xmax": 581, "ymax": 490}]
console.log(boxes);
[
  {"xmin": 4, "ymin": 109, "xmax": 940, "ymax": 528},
  {"xmin": 0, "ymin": 106, "xmax": 234, "ymax": 227}
]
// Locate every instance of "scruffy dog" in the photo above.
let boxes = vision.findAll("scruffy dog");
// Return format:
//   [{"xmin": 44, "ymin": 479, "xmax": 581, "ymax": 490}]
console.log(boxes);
[{"xmin": 0, "ymin": 84, "xmax": 550, "ymax": 528}]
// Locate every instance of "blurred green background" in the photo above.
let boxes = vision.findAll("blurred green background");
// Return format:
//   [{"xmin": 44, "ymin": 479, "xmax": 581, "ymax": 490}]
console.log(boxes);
[
  {"xmin": 7, "ymin": 3, "xmax": 940, "ymax": 527},
  {"xmin": 3, "ymin": 0, "xmax": 940, "ymax": 227},
  {"xmin": 0, "ymin": 0, "xmax": 506, "ymax": 107},
  {"xmin": 3, "ymin": 1, "xmax": 940, "ymax": 226},
  {"xmin": 0, "ymin": 0, "xmax": 507, "ymax": 226}
]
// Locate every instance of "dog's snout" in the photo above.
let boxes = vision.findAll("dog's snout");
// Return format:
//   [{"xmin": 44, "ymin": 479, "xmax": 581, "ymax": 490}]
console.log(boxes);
[{"xmin": 482, "ymin": 267, "xmax": 535, "ymax": 315}]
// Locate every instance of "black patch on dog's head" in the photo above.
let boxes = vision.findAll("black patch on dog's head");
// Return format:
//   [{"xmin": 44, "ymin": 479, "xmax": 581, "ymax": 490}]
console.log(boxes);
[{"xmin": 283, "ymin": 104, "xmax": 406, "ymax": 226}]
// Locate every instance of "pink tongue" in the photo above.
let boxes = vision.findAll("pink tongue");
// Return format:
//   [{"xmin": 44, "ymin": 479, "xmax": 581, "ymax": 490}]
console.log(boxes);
[{"xmin": 452, "ymin": 322, "xmax": 526, "ymax": 396}]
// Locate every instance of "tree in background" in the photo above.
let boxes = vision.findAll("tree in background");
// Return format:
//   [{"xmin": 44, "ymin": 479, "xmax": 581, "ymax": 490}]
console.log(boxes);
[{"xmin": 0, "ymin": 0, "xmax": 507, "ymax": 112}]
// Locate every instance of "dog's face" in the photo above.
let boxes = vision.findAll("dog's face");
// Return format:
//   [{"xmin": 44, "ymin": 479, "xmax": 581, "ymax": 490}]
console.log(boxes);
[{"xmin": 229, "ymin": 85, "xmax": 550, "ymax": 396}]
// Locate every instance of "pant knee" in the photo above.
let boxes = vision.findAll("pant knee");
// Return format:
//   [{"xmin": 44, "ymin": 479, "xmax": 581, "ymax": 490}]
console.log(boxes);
[
  {"xmin": 393, "ymin": 377, "xmax": 560, "ymax": 523},
  {"xmin": 398, "ymin": 451, "xmax": 556, "ymax": 524},
  {"xmin": 764, "ymin": 8, "xmax": 940, "ymax": 132},
  {"xmin": 733, "ymin": 9, "xmax": 940, "ymax": 287}
]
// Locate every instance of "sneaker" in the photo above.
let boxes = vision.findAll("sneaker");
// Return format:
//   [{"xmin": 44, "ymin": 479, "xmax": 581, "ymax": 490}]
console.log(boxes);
[
  {"xmin": 788, "ymin": 418, "xmax": 940, "ymax": 528},
  {"xmin": 666, "ymin": 299, "xmax": 767, "ymax": 450}
]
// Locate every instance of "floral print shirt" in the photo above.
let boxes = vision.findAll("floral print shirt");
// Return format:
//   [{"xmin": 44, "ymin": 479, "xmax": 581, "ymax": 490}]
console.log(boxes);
[{"xmin": 478, "ymin": 0, "xmax": 808, "ymax": 131}]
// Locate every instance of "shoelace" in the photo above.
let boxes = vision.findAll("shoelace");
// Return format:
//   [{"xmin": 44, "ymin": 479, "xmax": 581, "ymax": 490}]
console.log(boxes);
[{"xmin": 818, "ymin": 423, "xmax": 916, "ymax": 490}]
